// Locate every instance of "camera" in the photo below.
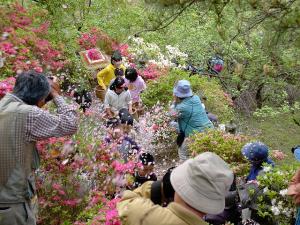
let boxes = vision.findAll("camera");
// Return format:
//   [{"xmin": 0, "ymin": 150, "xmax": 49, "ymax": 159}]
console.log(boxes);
[
  {"xmin": 45, "ymin": 76, "xmax": 54, "ymax": 103},
  {"xmin": 150, "ymin": 167, "xmax": 175, "ymax": 206}
]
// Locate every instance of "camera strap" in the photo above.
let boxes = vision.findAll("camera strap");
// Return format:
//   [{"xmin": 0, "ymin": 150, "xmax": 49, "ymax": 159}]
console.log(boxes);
[{"xmin": 151, "ymin": 180, "xmax": 162, "ymax": 205}]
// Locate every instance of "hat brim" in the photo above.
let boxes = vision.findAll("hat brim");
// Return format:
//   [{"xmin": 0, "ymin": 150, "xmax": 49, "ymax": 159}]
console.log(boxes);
[
  {"xmin": 170, "ymin": 159, "xmax": 225, "ymax": 214},
  {"xmin": 173, "ymin": 87, "xmax": 193, "ymax": 98},
  {"xmin": 294, "ymin": 149, "xmax": 300, "ymax": 161}
]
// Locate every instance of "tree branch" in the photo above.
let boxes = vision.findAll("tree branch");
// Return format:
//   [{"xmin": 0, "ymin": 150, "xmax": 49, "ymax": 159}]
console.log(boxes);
[{"xmin": 134, "ymin": 0, "xmax": 197, "ymax": 36}]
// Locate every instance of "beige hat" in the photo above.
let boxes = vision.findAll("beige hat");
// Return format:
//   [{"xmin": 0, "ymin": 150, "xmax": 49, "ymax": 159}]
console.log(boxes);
[{"xmin": 170, "ymin": 152, "xmax": 234, "ymax": 214}]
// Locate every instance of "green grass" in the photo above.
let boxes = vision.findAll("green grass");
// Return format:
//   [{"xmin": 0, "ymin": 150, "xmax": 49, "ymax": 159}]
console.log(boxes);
[{"xmin": 237, "ymin": 111, "xmax": 300, "ymax": 163}]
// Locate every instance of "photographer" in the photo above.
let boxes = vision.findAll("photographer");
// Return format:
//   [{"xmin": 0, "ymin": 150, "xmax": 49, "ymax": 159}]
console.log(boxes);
[
  {"xmin": 0, "ymin": 71, "xmax": 78, "ymax": 225},
  {"xmin": 117, "ymin": 152, "xmax": 233, "ymax": 225}
]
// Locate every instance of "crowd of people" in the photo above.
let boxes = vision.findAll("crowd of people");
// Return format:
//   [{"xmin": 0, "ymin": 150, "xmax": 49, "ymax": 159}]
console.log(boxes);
[{"xmin": 0, "ymin": 50, "xmax": 299, "ymax": 225}]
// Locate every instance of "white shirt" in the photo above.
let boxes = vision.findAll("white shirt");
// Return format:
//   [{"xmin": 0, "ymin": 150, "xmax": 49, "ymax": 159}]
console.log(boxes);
[{"xmin": 104, "ymin": 89, "xmax": 132, "ymax": 114}]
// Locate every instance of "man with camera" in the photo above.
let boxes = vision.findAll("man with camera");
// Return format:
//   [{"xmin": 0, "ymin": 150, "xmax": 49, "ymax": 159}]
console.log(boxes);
[
  {"xmin": 0, "ymin": 71, "xmax": 78, "ymax": 225},
  {"xmin": 117, "ymin": 152, "xmax": 234, "ymax": 225}
]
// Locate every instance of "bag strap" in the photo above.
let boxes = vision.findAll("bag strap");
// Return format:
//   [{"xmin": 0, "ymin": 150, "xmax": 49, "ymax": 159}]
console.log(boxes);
[{"xmin": 182, "ymin": 97, "xmax": 194, "ymax": 133}]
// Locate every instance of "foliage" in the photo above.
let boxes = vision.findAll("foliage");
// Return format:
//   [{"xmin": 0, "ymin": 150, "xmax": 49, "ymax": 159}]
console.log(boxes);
[
  {"xmin": 142, "ymin": 0, "xmax": 300, "ymax": 110},
  {"xmin": 0, "ymin": 77, "xmax": 15, "ymax": 99},
  {"xmin": 136, "ymin": 103, "xmax": 178, "ymax": 159},
  {"xmin": 141, "ymin": 69, "xmax": 234, "ymax": 122},
  {"xmin": 253, "ymin": 102, "xmax": 300, "ymax": 118},
  {"xmin": 0, "ymin": 3, "xmax": 68, "ymax": 78},
  {"xmin": 187, "ymin": 129, "xmax": 250, "ymax": 175},
  {"xmin": 256, "ymin": 163, "xmax": 300, "ymax": 225},
  {"xmin": 35, "ymin": 110, "xmax": 136, "ymax": 224}
]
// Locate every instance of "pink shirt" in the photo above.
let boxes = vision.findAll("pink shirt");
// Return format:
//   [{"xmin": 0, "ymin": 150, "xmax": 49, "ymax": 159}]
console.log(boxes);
[{"xmin": 124, "ymin": 76, "xmax": 146, "ymax": 103}]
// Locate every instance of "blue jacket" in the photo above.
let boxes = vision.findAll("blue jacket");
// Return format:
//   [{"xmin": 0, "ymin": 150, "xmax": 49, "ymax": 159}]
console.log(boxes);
[{"xmin": 175, "ymin": 95, "xmax": 213, "ymax": 136}]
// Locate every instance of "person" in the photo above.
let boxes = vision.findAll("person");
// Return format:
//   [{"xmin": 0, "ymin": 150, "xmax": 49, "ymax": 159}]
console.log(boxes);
[
  {"xmin": 104, "ymin": 76, "xmax": 133, "ymax": 120},
  {"xmin": 124, "ymin": 67, "xmax": 146, "ymax": 108},
  {"xmin": 207, "ymin": 55, "xmax": 224, "ymax": 75},
  {"xmin": 72, "ymin": 88, "xmax": 92, "ymax": 113},
  {"xmin": 0, "ymin": 71, "xmax": 78, "ymax": 225},
  {"xmin": 117, "ymin": 152, "xmax": 234, "ymax": 225},
  {"xmin": 96, "ymin": 50, "xmax": 126, "ymax": 102},
  {"xmin": 288, "ymin": 145, "xmax": 300, "ymax": 225},
  {"xmin": 132, "ymin": 152, "xmax": 157, "ymax": 189},
  {"xmin": 171, "ymin": 80, "xmax": 214, "ymax": 161},
  {"xmin": 241, "ymin": 142, "xmax": 275, "ymax": 182},
  {"xmin": 105, "ymin": 118, "xmax": 140, "ymax": 162}
]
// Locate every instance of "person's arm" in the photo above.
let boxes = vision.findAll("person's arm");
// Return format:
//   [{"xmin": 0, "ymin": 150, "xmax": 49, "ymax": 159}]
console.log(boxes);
[
  {"xmin": 104, "ymin": 91, "xmax": 113, "ymax": 118},
  {"xmin": 26, "ymin": 96, "xmax": 78, "ymax": 142},
  {"xmin": 117, "ymin": 181, "xmax": 175, "ymax": 224},
  {"xmin": 126, "ymin": 91, "xmax": 133, "ymax": 114},
  {"xmin": 26, "ymin": 78, "xmax": 78, "ymax": 142},
  {"xmin": 139, "ymin": 76, "xmax": 146, "ymax": 91},
  {"xmin": 96, "ymin": 67, "xmax": 108, "ymax": 90}
]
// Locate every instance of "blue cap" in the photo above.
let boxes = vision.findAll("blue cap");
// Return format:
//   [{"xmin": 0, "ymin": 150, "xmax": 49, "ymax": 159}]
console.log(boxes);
[
  {"xmin": 173, "ymin": 80, "xmax": 193, "ymax": 98},
  {"xmin": 294, "ymin": 147, "xmax": 300, "ymax": 161},
  {"xmin": 242, "ymin": 142, "xmax": 269, "ymax": 161}
]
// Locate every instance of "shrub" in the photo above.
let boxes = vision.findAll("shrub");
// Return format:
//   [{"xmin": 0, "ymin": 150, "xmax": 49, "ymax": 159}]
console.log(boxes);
[
  {"xmin": 187, "ymin": 129, "xmax": 250, "ymax": 175},
  {"xmin": 141, "ymin": 69, "xmax": 234, "ymax": 122},
  {"xmin": 255, "ymin": 163, "xmax": 300, "ymax": 225},
  {"xmin": 136, "ymin": 103, "xmax": 178, "ymax": 159}
]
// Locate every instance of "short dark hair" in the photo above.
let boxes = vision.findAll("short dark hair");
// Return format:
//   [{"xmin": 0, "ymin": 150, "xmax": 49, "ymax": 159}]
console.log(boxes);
[
  {"xmin": 13, "ymin": 70, "xmax": 50, "ymax": 105},
  {"xmin": 110, "ymin": 77, "xmax": 125, "ymax": 91},
  {"xmin": 139, "ymin": 152, "xmax": 155, "ymax": 165},
  {"xmin": 119, "ymin": 108, "xmax": 133, "ymax": 126},
  {"xmin": 125, "ymin": 67, "xmax": 138, "ymax": 82},
  {"xmin": 114, "ymin": 68, "xmax": 124, "ymax": 77},
  {"xmin": 111, "ymin": 50, "xmax": 122, "ymax": 64}
]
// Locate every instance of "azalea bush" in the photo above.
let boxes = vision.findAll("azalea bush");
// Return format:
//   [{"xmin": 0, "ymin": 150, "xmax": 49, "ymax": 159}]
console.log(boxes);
[
  {"xmin": 136, "ymin": 103, "xmax": 177, "ymax": 159},
  {"xmin": 255, "ymin": 163, "xmax": 300, "ymax": 225},
  {"xmin": 187, "ymin": 129, "xmax": 250, "ymax": 175},
  {"xmin": 141, "ymin": 69, "xmax": 234, "ymax": 122},
  {"xmin": 36, "ymin": 109, "xmax": 137, "ymax": 224},
  {"xmin": 128, "ymin": 36, "xmax": 188, "ymax": 69},
  {"xmin": 0, "ymin": 76, "xmax": 15, "ymax": 99},
  {"xmin": 0, "ymin": 3, "xmax": 68, "ymax": 78}
]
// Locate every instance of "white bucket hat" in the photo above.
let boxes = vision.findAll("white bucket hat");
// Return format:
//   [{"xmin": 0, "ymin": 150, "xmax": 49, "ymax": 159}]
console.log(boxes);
[{"xmin": 170, "ymin": 152, "xmax": 233, "ymax": 214}]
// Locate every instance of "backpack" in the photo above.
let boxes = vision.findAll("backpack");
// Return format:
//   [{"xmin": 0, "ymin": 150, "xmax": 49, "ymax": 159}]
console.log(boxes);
[{"xmin": 208, "ymin": 55, "xmax": 224, "ymax": 74}]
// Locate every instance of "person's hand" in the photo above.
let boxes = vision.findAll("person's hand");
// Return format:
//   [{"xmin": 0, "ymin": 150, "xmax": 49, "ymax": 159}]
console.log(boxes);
[{"xmin": 48, "ymin": 76, "xmax": 61, "ymax": 98}]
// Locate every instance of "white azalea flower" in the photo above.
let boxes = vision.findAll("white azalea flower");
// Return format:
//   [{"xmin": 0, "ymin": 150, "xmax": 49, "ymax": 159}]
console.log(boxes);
[
  {"xmin": 263, "ymin": 166, "xmax": 272, "ymax": 172},
  {"xmin": 263, "ymin": 187, "xmax": 269, "ymax": 193},
  {"xmin": 271, "ymin": 206, "xmax": 280, "ymax": 216},
  {"xmin": 279, "ymin": 189, "xmax": 288, "ymax": 196}
]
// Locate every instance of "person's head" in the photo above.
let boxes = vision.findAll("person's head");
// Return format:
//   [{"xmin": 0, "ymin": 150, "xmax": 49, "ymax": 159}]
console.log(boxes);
[
  {"xmin": 170, "ymin": 152, "xmax": 233, "ymax": 215},
  {"xmin": 111, "ymin": 50, "xmax": 122, "ymax": 68},
  {"xmin": 114, "ymin": 68, "xmax": 124, "ymax": 77},
  {"xmin": 106, "ymin": 117, "xmax": 120, "ymax": 129},
  {"xmin": 138, "ymin": 152, "xmax": 155, "ymax": 176},
  {"xmin": 125, "ymin": 67, "xmax": 138, "ymax": 82},
  {"xmin": 173, "ymin": 80, "xmax": 193, "ymax": 100},
  {"xmin": 110, "ymin": 77, "xmax": 126, "ymax": 94},
  {"xmin": 119, "ymin": 108, "xmax": 133, "ymax": 126},
  {"xmin": 242, "ymin": 142, "xmax": 270, "ymax": 166},
  {"xmin": 291, "ymin": 145, "xmax": 300, "ymax": 161},
  {"xmin": 13, "ymin": 70, "xmax": 50, "ymax": 107}
]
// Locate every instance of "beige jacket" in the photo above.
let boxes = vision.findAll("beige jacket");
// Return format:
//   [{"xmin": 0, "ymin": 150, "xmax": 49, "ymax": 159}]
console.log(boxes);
[{"xmin": 117, "ymin": 181, "xmax": 208, "ymax": 225}]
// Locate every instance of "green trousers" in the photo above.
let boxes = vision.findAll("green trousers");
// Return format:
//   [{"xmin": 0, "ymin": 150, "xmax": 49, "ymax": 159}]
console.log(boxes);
[{"xmin": 0, "ymin": 201, "xmax": 36, "ymax": 225}]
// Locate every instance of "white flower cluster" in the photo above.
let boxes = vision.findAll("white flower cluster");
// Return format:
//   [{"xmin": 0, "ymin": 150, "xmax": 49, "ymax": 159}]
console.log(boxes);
[
  {"xmin": 127, "ymin": 36, "xmax": 188, "ymax": 69},
  {"xmin": 270, "ymin": 198, "xmax": 293, "ymax": 217}
]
